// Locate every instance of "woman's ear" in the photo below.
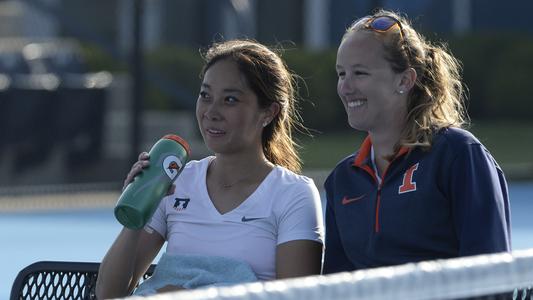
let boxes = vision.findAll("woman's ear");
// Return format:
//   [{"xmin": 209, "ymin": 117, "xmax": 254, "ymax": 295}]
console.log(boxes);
[
  {"xmin": 262, "ymin": 102, "xmax": 281, "ymax": 127},
  {"xmin": 397, "ymin": 67, "xmax": 417, "ymax": 94}
]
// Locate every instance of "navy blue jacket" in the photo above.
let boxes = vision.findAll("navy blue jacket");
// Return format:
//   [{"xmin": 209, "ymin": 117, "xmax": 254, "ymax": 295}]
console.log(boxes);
[{"xmin": 323, "ymin": 127, "xmax": 511, "ymax": 274}]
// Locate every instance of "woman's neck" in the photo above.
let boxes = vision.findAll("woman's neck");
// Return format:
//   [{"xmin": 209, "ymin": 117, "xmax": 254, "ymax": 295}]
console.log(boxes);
[
  {"xmin": 206, "ymin": 151, "xmax": 274, "ymax": 214},
  {"xmin": 209, "ymin": 151, "xmax": 273, "ymax": 187},
  {"xmin": 214, "ymin": 149, "xmax": 269, "ymax": 170},
  {"xmin": 369, "ymin": 129, "xmax": 402, "ymax": 175}
]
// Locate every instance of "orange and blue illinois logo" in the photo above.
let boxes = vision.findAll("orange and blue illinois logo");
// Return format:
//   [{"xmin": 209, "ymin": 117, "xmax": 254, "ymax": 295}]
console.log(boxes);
[{"xmin": 398, "ymin": 163, "xmax": 419, "ymax": 194}]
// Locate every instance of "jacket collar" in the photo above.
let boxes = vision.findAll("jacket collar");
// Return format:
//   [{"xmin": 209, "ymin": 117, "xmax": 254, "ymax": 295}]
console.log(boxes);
[{"xmin": 353, "ymin": 135, "xmax": 410, "ymax": 168}]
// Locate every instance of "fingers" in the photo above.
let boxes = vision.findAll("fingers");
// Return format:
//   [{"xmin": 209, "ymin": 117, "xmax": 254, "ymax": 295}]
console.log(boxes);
[
  {"xmin": 138, "ymin": 151, "xmax": 150, "ymax": 161},
  {"xmin": 123, "ymin": 152, "xmax": 151, "ymax": 190}
]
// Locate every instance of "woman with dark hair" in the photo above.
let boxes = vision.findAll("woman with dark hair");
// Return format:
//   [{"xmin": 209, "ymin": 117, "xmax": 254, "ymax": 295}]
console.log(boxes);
[
  {"xmin": 323, "ymin": 10, "xmax": 511, "ymax": 273},
  {"xmin": 96, "ymin": 40, "xmax": 323, "ymax": 298}
]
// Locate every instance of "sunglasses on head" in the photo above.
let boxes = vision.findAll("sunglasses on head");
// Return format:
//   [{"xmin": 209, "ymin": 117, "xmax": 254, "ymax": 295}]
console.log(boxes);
[
  {"xmin": 361, "ymin": 15, "xmax": 412, "ymax": 62},
  {"xmin": 363, "ymin": 15, "xmax": 406, "ymax": 38}
]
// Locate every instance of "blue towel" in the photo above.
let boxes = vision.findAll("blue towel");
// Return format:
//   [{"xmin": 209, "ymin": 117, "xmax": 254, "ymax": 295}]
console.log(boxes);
[{"xmin": 133, "ymin": 253, "xmax": 258, "ymax": 296}]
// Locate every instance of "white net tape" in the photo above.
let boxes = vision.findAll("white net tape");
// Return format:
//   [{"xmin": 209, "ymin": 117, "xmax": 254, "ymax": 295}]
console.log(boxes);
[{"xmin": 126, "ymin": 249, "xmax": 533, "ymax": 300}]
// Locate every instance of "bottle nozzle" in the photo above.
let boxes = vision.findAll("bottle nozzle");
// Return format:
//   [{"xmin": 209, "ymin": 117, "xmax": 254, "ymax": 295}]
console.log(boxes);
[{"xmin": 162, "ymin": 134, "xmax": 191, "ymax": 156}]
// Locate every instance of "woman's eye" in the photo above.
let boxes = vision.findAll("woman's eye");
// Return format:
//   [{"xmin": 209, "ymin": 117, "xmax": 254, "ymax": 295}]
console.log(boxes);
[
  {"xmin": 225, "ymin": 96, "xmax": 238, "ymax": 103},
  {"xmin": 199, "ymin": 91, "xmax": 209, "ymax": 99},
  {"xmin": 354, "ymin": 71, "xmax": 368, "ymax": 76},
  {"xmin": 337, "ymin": 71, "xmax": 345, "ymax": 78}
]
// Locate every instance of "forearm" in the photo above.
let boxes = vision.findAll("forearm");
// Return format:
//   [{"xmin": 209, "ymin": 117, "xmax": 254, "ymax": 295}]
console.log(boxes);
[{"xmin": 96, "ymin": 227, "xmax": 143, "ymax": 299}]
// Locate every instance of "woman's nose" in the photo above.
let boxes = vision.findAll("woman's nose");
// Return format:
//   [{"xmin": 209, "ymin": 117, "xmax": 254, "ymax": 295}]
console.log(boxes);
[
  {"xmin": 338, "ymin": 78, "xmax": 354, "ymax": 96},
  {"xmin": 203, "ymin": 100, "xmax": 222, "ymax": 120}
]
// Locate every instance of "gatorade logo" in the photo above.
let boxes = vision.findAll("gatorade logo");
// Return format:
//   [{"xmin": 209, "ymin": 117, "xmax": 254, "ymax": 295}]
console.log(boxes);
[{"xmin": 163, "ymin": 155, "xmax": 183, "ymax": 180}]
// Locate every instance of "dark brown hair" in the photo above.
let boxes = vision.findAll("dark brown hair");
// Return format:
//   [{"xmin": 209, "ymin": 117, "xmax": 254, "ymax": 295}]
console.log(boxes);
[{"xmin": 201, "ymin": 40, "xmax": 305, "ymax": 173}]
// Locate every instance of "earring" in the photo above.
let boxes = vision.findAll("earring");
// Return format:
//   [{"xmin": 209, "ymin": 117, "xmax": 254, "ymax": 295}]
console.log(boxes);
[
  {"xmin": 398, "ymin": 90, "xmax": 405, "ymax": 94},
  {"xmin": 262, "ymin": 121, "xmax": 269, "ymax": 127}
]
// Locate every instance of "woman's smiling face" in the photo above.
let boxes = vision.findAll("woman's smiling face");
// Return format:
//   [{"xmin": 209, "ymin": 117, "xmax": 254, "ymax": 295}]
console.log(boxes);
[{"xmin": 336, "ymin": 31, "xmax": 408, "ymax": 134}]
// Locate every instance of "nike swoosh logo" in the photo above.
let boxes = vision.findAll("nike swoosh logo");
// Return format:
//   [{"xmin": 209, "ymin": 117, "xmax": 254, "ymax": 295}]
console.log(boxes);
[
  {"xmin": 241, "ymin": 216, "xmax": 264, "ymax": 222},
  {"xmin": 342, "ymin": 195, "xmax": 365, "ymax": 205}
]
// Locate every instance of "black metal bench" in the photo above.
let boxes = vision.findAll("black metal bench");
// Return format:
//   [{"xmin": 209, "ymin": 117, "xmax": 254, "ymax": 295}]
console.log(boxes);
[{"xmin": 10, "ymin": 261, "xmax": 155, "ymax": 300}]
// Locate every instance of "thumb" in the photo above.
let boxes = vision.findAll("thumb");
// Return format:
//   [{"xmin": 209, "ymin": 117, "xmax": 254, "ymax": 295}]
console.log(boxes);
[{"xmin": 166, "ymin": 184, "xmax": 176, "ymax": 196}]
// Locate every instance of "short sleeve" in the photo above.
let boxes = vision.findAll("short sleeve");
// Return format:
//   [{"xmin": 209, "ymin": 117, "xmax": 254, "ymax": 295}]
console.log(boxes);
[
  {"xmin": 276, "ymin": 180, "xmax": 324, "ymax": 245},
  {"xmin": 145, "ymin": 196, "xmax": 169, "ymax": 239}
]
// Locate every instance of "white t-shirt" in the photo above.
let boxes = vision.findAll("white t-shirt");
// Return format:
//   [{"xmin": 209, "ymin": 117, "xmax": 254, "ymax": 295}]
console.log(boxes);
[{"xmin": 147, "ymin": 157, "xmax": 324, "ymax": 280}]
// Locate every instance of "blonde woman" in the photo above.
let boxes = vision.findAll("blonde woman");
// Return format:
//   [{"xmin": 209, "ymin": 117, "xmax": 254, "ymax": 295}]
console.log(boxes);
[{"xmin": 323, "ymin": 10, "xmax": 510, "ymax": 273}]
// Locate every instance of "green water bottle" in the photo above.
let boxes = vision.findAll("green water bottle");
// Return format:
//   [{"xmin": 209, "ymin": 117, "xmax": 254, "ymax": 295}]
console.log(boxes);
[{"xmin": 114, "ymin": 134, "xmax": 191, "ymax": 229}]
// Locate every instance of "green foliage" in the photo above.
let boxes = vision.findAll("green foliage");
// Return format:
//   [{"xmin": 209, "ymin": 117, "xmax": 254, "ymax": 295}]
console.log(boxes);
[
  {"xmin": 298, "ymin": 130, "xmax": 366, "ymax": 169},
  {"xmin": 145, "ymin": 46, "xmax": 204, "ymax": 110},
  {"xmin": 79, "ymin": 43, "xmax": 126, "ymax": 72},
  {"xmin": 78, "ymin": 40, "xmax": 533, "ymax": 178},
  {"xmin": 282, "ymin": 49, "xmax": 345, "ymax": 132},
  {"xmin": 449, "ymin": 34, "xmax": 533, "ymax": 119},
  {"xmin": 79, "ymin": 35, "xmax": 533, "ymax": 127}
]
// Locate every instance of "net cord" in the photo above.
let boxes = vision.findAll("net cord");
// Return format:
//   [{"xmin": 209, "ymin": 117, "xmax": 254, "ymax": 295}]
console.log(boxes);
[{"xmin": 125, "ymin": 249, "xmax": 533, "ymax": 300}]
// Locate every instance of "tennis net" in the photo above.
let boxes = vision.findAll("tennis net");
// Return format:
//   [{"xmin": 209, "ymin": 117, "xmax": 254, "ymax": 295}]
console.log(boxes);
[{"xmin": 130, "ymin": 249, "xmax": 533, "ymax": 300}]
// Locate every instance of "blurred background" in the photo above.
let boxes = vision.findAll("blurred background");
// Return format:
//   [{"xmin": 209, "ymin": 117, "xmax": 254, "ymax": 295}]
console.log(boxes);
[
  {"xmin": 1, "ymin": 0, "xmax": 532, "ymax": 298},
  {"xmin": 0, "ymin": 0, "xmax": 532, "ymax": 190}
]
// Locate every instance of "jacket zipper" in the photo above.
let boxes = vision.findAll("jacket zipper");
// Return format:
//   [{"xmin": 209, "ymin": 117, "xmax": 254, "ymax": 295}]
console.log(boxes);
[
  {"xmin": 374, "ymin": 165, "xmax": 392, "ymax": 233},
  {"xmin": 359, "ymin": 157, "xmax": 397, "ymax": 233},
  {"xmin": 375, "ymin": 187, "xmax": 382, "ymax": 232}
]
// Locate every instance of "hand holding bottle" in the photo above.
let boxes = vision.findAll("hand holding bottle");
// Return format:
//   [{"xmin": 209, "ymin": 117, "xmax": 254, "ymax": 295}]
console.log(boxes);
[
  {"xmin": 114, "ymin": 134, "xmax": 190, "ymax": 229},
  {"xmin": 123, "ymin": 152, "xmax": 176, "ymax": 195}
]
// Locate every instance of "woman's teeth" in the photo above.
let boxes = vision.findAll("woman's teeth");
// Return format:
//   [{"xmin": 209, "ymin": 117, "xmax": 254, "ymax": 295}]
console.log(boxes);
[{"xmin": 347, "ymin": 99, "xmax": 365, "ymax": 108}]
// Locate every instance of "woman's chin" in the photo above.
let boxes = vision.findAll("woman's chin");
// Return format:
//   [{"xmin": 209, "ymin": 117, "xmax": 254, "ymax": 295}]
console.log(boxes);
[{"xmin": 347, "ymin": 119, "xmax": 368, "ymax": 132}]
